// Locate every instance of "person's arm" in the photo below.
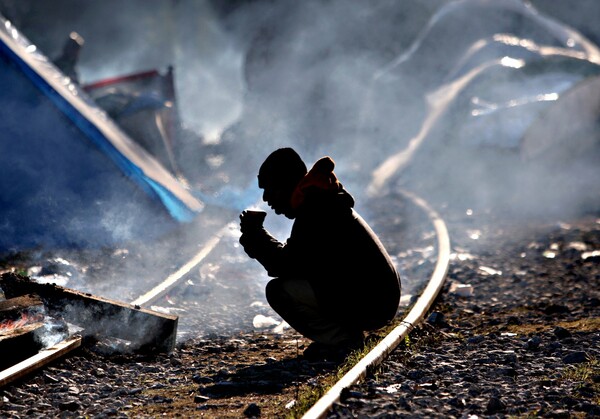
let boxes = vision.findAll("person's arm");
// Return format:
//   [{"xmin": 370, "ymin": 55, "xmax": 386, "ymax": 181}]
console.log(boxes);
[
  {"xmin": 239, "ymin": 211, "xmax": 304, "ymax": 277},
  {"xmin": 239, "ymin": 211, "xmax": 285, "ymax": 275}
]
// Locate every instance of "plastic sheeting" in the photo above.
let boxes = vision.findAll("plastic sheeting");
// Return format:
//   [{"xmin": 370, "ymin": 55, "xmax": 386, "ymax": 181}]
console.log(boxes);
[{"xmin": 0, "ymin": 16, "xmax": 203, "ymax": 251}]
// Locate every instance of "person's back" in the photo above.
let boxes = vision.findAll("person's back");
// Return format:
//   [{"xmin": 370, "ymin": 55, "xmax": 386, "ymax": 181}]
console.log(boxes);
[
  {"xmin": 239, "ymin": 148, "xmax": 401, "ymax": 359},
  {"xmin": 283, "ymin": 161, "xmax": 400, "ymax": 330}
]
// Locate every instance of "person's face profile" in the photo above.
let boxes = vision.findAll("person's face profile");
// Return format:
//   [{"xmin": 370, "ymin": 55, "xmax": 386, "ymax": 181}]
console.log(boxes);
[{"xmin": 261, "ymin": 182, "xmax": 294, "ymax": 217}]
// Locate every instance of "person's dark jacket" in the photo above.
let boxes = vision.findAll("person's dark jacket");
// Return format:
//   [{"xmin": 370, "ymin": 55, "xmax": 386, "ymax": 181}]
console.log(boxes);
[{"xmin": 240, "ymin": 157, "xmax": 401, "ymax": 330}]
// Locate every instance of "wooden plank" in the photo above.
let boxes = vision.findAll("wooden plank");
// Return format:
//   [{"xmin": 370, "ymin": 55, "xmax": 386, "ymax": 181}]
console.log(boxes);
[
  {"xmin": 0, "ymin": 322, "xmax": 45, "ymax": 370},
  {"xmin": 0, "ymin": 335, "xmax": 82, "ymax": 388},
  {"xmin": 0, "ymin": 294, "xmax": 43, "ymax": 320},
  {"xmin": 1, "ymin": 273, "xmax": 178, "ymax": 352},
  {"xmin": 0, "ymin": 321, "xmax": 44, "ymax": 339}
]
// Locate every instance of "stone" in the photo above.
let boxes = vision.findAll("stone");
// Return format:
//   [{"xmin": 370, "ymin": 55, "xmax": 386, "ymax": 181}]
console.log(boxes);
[
  {"xmin": 243, "ymin": 403, "xmax": 261, "ymax": 418},
  {"xmin": 562, "ymin": 351, "xmax": 588, "ymax": 364},
  {"xmin": 426, "ymin": 312, "xmax": 446, "ymax": 326},
  {"xmin": 524, "ymin": 336, "xmax": 542, "ymax": 350},
  {"xmin": 467, "ymin": 335, "xmax": 485, "ymax": 344},
  {"xmin": 553, "ymin": 326, "xmax": 571, "ymax": 340},
  {"xmin": 486, "ymin": 396, "xmax": 506, "ymax": 414}
]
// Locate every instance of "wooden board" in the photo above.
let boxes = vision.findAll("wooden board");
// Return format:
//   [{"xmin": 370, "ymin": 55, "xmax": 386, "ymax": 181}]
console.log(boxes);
[
  {"xmin": 0, "ymin": 294, "xmax": 43, "ymax": 315},
  {"xmin": 0, "ymin": 322, "xmax": 45, "ymax": 370},
  {"xmin": 1, "ymin": 273, "xmax": 178, "ymax": 352},
  {"xmin": 0, "ymin": 335, "xmax": 82, "ymax": 388}
]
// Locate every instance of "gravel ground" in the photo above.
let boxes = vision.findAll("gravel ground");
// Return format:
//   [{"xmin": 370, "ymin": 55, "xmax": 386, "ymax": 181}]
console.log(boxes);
[
  {"xmin": 1, "ymin": 189, "xmax": 599, "ymax": 418},
  {"xmin": 0, "ymin": 191, "xmax": 434, "ymax": 418},
  {"xmin": 329, "ymin": 202, "xmax": 600, "ymax": 418}
]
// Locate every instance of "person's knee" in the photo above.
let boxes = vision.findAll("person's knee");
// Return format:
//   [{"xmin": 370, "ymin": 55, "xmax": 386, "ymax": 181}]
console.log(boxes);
[
  {"xmin": 266, "ymin": 277, "xmax": 320, "ymax": 314},
  {"xmin": 265, "ymin": 278, "xmax": 284, "ymax": 309}
]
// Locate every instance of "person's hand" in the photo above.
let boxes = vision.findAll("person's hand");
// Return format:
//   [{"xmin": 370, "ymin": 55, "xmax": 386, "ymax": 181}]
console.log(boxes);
[{"xmin": 239, "ymin": 210, "xmax": 267, "ymax": 234}]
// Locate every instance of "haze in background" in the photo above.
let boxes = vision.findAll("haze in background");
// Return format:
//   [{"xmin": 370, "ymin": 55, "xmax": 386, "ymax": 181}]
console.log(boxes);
[
  {"xmin": 1, "ymin": 0, "xmax": 599, "ymax": 339},
  {"xmin": 2, "ymin": 0, "xmax": 598, "ymax": 209}
]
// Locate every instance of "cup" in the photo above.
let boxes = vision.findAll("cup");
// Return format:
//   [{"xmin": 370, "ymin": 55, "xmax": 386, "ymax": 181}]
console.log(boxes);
[{"xmin": 244, "ymin": 210, "xmax": 267, "ymax": 221}]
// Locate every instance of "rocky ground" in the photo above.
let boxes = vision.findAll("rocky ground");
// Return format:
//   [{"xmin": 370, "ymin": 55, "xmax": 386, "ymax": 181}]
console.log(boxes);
[
  {"xmin": 329, "ymin": 200, "xmax": 600, "ymax": 418},
  {"xmin": 0, "ymin": 188, "xmax": 599, "ymax": 418},
  {"xmin": 0, "ymin": 191, "xmax": 433, "ymax": 418}
]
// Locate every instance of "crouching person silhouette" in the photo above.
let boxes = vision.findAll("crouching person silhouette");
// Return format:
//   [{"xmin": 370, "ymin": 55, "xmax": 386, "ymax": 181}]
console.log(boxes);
[{"xmin": 239, "ymin": 148, "xmax": 401, "ymax": 361}]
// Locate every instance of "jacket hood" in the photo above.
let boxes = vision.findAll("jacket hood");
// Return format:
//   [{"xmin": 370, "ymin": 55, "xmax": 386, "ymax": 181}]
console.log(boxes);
[{"xmin": 290, "ymin": 156, "xmax": 353, "ymax": 209}]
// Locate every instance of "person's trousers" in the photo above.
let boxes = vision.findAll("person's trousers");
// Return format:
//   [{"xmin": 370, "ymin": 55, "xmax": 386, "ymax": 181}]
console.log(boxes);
[{"xmin": 265, "ymin": 277, "xmax": 363, "ymax": 346}]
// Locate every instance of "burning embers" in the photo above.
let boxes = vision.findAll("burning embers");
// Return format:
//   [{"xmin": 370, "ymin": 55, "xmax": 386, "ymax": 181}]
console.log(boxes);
[
  {"xmin": 0, "ymin": 310, "xmax": 44, "ymax": 332},
  {"xmin": 0, "ymin": 295, "xmax": 45, "ymax": 333},
  {"xmin": 0, "ymin": 294, "xmax": 69, "ymax": 370},
  {"xmin": 0, "ymin": 272, "xmax": 178, "ymax": 387}
]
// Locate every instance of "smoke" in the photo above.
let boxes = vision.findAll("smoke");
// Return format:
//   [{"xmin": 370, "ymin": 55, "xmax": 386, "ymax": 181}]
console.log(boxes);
[
  {"xmin": 359, "ymin": 0, "xmax": 600, "ymax": 218},
  {"xmin": 1, "ymin": 0, "xmax": 599, "ymax": 342},
  {"xmin": 2, "ymin": 0, "xmax": 598, "ymax": 195}
]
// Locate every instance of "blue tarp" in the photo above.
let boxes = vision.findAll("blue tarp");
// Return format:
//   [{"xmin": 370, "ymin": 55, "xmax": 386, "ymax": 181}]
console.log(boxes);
[{"xmin": 0, "ymin": 16, "xmax": 204, "ymax": 251}]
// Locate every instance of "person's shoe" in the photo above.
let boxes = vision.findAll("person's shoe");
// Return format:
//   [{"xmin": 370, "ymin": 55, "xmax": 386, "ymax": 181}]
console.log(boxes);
[
  {"xmin": 302, "ymin": 338, "xmax": 364, "ymax": 362},
  {"xmin": 302, "ymin": 342, "xmax": 330, "ymax": 361},
  {"xmin": 302, "ymin": 342, "xmax": 340, "ymax": 362}
]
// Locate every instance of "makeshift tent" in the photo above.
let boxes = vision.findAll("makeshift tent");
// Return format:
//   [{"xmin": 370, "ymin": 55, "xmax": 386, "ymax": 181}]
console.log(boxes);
[{"xmin": 0, "ymin": 16, "xmax": 204, "ymax": 251}]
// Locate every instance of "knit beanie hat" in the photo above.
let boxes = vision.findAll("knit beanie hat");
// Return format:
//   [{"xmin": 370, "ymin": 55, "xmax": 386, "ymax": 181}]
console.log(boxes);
[{"xmin": 258, "ymin": 148, "xmax": 308, "ymax": 189}]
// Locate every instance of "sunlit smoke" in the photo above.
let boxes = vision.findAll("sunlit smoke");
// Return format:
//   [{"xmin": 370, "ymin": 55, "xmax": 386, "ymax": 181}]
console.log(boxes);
[{"xmin": 1, "ymin": 0, "xmax": 599, "ymax": 342}]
